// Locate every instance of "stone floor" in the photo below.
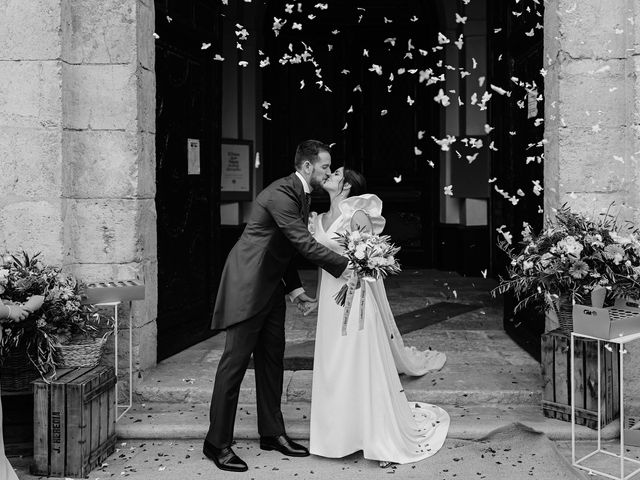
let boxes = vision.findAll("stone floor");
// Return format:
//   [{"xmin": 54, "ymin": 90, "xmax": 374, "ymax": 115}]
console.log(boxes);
[
  {"xmin": 10, "ymin": 269, "xmax": 625, "ymax": 479},
  {"xmin": 113, "ymin": 269, "xmax": 612, "ymax": 442}
]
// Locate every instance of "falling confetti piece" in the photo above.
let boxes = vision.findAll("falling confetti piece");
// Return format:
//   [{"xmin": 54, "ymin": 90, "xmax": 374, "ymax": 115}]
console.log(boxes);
[
  {"xmin": 201, "ymin": 43, "xmax": 211, "ymax": 50},
  {"xmin": 369, "ymin": 64, "xmax": 383, "ymax": 75},
  {"xmin": 393, "ymin": 175, "xmax": 402, "ymax": 183},
  {"xmin": 153, "ymin": 33, "xmax": 160, "ymax": 39},
  {"xmin": 481, "ymin": 270, "xmax": 488, "ymax": 278},
  {"xmin": 238, "ymin": 61, "xmax": 248, "ymax": 68},
  {"xmin": 444, "ymin": 185, "xmax": 453, "ymax": 196},
  {"xmin": 434, "ymin": 89, "xmax": 450, "ymax": 106},
  {"xmin": 455, "ymin": 13, "xmax": 467, "ymax": 24},
  {"xmin": 213, "ymin": 54, "xmax": 225, "ymax": 61},
  {"xmin": 414, "ymin": 147, "xmax": 422, "ymax": 155}
]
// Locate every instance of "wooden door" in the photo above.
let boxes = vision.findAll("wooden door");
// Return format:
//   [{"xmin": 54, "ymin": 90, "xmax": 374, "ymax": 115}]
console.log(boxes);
[
  {"xmin": 154, "ymin": 0, "xmax": 222, "ymax": 360},
  {"xmin": 262, "ymin": 0, "xmax": 441, "ymax": 267},
  {"xmin": 489, "ymin": 0, "xmax": 545, "ymax": 360}
]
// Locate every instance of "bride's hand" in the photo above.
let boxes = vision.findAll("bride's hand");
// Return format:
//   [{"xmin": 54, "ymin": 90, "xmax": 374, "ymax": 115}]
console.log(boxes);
[{"xmin": 298, "ymin": 301, "xmax": 317, "ymax": 316}]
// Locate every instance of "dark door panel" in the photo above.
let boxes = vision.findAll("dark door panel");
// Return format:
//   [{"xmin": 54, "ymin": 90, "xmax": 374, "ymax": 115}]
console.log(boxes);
[
  {"xmin": 489, "ymin": 1, "xmax": 545, "ymax": 357},
  {"xmin": 155, "ymin": 0, "xmax": 222, "ymax": 360}
]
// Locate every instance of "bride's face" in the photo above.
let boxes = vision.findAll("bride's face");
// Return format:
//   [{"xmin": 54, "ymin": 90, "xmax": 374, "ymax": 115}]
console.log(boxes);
[{"xmin": 322, "ymin": 167, "xmax": 345, "ymax": 193}]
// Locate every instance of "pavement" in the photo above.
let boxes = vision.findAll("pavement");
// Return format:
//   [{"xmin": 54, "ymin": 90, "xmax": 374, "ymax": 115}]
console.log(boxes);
[{"xmin": 7, "ymin": 270, "xmax": 628, "ymax": 479}]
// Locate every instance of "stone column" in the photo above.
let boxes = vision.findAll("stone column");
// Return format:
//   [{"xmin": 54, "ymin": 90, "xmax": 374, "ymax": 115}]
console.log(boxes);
[
  {"xmin": 0, "ymin": 0, "xmax": 158, "ymax": 380},
  {"xmin": 544, "ymin": 0, "xmax": 640, "ymax": 409}
]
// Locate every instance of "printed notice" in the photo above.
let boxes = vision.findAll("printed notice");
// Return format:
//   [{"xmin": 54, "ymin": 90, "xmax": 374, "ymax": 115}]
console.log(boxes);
[
  {"xmin": 221, "ymin": 143, "xmax": 250, "ymax": 192},
  {"xmin": 187, "ymin": 138, "xmax": 200, "ymax": 175}
]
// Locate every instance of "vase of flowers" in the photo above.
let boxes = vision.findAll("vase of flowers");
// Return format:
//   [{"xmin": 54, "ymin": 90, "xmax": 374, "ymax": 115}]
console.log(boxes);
[
  {"xmin": 493, "ymin": 204, "xmax": 640, "ymax": 334},
  {"xmin": 0, "ymin": 252, "xmax": 106, "ymax": 386}
]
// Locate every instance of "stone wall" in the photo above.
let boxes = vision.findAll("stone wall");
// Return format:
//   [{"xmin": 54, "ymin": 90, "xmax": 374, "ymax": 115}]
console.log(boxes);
[
  {"xmin": 0, "ymin": 0, "xmax": 157, "ymax": 381},
  {"xmin": 544, "ymin": 0, "xmax": 640, "ymax": 410}
]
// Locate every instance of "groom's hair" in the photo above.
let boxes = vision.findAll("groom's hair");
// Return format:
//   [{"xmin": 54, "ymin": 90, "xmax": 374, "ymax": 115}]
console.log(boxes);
[{"xmin": 294, "ymin": 140, "xmax": 330, "ymax": 169}]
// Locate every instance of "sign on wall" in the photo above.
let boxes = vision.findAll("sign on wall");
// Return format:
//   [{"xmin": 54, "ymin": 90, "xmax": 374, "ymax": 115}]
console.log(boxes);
[
  {"xmin": 221, "ymin": 139, "xmax": 253, "ymax": 201},
  {"xmin": 187, "ymin": 138, "xmax": 200, "ymax": 175}
]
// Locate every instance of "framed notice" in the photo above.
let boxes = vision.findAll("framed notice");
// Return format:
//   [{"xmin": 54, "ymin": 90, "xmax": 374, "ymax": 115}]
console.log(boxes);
[{"xmin": 221, "ymin": 139, "xmax": 253, "ymax": 201}]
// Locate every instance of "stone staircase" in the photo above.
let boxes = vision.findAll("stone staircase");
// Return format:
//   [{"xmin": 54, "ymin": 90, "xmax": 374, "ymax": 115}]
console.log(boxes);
[{"xmin": 115, "ymin": 325, "xmax": 618, "ymax": 441}]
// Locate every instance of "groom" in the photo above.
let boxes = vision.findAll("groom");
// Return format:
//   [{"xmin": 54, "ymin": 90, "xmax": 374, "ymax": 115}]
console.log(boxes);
[{"xmin": 204, "ymin": 140, "xmax": 349, "ymax": 472}]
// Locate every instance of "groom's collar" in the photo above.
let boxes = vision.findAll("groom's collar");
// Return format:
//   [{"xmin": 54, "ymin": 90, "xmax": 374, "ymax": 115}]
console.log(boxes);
[{"xmin": 294, "ymin": 171, "xmax": 311, "ymax": 194}]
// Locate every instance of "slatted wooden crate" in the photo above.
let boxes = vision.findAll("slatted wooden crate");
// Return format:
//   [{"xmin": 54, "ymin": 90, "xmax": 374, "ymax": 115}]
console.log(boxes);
[
  {"xmin": 541, "ymin": 329, "xmax": 620, "ymax": 429},
  {"xmin": 31, "ymin": 366, "xmax": 116, "ymax": 478}
]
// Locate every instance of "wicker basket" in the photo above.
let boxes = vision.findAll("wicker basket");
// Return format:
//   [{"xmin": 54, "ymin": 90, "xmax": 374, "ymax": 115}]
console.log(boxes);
[
  {"xmin": 549, "ymin": 295, "xmax": 574, "ymax": 334},
  {"xmin": 0, "ymin": 347, "xmax": 39, "ymax": 393},
  {"xmin": 54, "ymin": 332, "xmax": 110, "ymax": 368}
]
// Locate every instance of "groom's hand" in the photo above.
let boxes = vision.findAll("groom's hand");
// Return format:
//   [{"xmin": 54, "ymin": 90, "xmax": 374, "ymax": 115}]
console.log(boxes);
[
  {"xmin": 294, "ymin": 292, "xmax": 317, "ymax": 316},
  {"xmin": 298, "ymin": 301, "xmax": 317, "ymax": 316}
]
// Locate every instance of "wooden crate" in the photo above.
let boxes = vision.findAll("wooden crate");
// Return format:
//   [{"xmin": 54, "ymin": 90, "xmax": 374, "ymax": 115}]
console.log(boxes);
[
  {"xmin": 541, "ymin": 329, "xmax": 620, "ymax": 429},
  {"xmin": 31, "ymin": 366, "xmax": 116, "ymax": 478}
]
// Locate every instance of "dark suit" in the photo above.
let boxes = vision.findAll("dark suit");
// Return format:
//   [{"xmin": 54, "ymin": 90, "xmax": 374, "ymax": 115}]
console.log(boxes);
[{"xmin": 206, "ymin": 172, "xmax": 348, "ymax": 447}]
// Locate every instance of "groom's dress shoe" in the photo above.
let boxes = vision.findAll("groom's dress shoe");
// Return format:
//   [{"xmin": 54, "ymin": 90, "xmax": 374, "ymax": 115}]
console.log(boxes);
[
  {"xmin": 203, "ymin": 440, "xmax": 248, "ymax": 472},
  {"xmin": 260, "ymin": 434, "xmax": 309, "ymax": 457}
]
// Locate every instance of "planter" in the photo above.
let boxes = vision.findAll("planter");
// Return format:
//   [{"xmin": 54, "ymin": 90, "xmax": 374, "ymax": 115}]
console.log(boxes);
[
  {"xmin": 54, "ymin": 332, "xmax": 110, "ymax": 368},
  {"xmin": 548, "ymin": 294, "xmax": 574, "ymax": 334},
  {"xmin": 0, "ymin": 347, "xmax": 39, "ymax": 393}
]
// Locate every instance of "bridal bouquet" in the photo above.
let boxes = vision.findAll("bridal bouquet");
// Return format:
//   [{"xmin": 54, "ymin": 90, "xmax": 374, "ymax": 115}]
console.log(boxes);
[{"xmin": 333, "ymin": 229, "xmax": 401, "ymax": 334}]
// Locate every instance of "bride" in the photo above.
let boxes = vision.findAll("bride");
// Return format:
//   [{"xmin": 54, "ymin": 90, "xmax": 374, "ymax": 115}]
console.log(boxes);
[{"xmin": 308, "ymin": 167, "xmax": 450, "ymax": 465}]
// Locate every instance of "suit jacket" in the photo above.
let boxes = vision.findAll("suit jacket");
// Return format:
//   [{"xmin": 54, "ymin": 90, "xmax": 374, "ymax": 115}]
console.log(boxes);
[{"xmin": 211, "ymin": 173, "xmax": 349, "ymax": 330}]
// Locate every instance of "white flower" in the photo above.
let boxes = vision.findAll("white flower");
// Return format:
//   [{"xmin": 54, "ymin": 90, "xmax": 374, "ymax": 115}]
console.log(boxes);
[
  {"xmin": 556, "ymin": 236, "xmax": 583, "ymax": 258},
  {"xmin": 350, "ymin": 231, "xmax": 362, "ymax": 242},
  {"xmin": 523, "ymin": 260, "xmax": 534, "ymax": 271}
]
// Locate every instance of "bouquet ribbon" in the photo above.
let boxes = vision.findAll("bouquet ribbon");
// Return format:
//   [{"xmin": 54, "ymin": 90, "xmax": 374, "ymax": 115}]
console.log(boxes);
[{"xmin": 341, "ymin": 271, "xmax": 367, "ymax": 336}]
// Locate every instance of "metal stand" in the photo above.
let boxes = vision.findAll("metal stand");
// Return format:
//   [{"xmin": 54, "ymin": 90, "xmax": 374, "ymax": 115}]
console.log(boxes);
[
  {"xmin": 96, "ymin": 301, "xmax": 132, "ymax": 422},
  {"xmin": 571, "ymin": 331, "xmax": 640, "ymax": 479}
]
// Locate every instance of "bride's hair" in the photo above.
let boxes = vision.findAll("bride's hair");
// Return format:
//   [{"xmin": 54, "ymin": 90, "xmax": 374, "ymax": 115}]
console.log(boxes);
[{"xmin": 342, "ymin": 168, "xmax": 367, "ymax": 198}]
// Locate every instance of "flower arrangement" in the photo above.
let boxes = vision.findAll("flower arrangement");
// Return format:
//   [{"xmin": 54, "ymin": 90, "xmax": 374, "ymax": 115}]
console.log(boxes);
[
  {"xmin": 333, "ymin": 229, "xmax": 401, "ymax": 306},
  {"xmin": 0, "ymin": 251, "xmax": 103, "ymax": 376},
  {"xmin": 493, "ymin": 204, "xmax": 640, "ymax": 314}
]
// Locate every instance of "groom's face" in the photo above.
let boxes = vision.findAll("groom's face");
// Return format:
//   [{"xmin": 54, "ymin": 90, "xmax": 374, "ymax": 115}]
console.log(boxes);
[{"xmin": 308, "ymin": 151, "xmax": 332, "ymax": 190}]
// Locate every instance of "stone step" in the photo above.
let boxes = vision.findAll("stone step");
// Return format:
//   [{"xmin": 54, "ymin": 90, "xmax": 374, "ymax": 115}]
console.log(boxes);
[
  {"xmin": 134, "ymin": 364, "xmax": 543, "ymax": 406},
  {"xmin": 116, "ymin": 402, "xmax": 620, "ymax": 442},
  {"xmin": 134, "ymin": 328, "xmax": 543, "ymax": 406}
]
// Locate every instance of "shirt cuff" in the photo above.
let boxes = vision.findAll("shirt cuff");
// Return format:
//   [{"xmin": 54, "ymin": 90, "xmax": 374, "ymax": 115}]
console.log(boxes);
[{"xmin": 288, "ymin": 287, "xmax": 305, "ymax": 303}]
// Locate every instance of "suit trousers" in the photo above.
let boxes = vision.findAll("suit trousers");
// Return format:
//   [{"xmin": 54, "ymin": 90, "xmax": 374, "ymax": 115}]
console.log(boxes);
[{"xmin": 206, "ymin": 283, "xmax": 287, "ymax": 448}]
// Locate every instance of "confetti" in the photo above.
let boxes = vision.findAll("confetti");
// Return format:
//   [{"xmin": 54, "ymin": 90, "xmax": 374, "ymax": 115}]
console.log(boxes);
[
  {"xmin": 455, "ymin": 13, "xmax": 467, "ymax": 24},
  {"xmin": 213, "ymin": 54, "xmax": 225, "ymax": 61},
  {"xmin": 434, "ymin": 89, "xmax": 451, "ymax": 106},
  {"xmin": 201, "ymin": 43, "xmax": 211, "ymax": 50},
  {"xmin": 393, "ymin": 175, "xmax": 402, "ymax": 183},
  {"xmin": 444, "ymin": 185, "xmax": 453, "ymax": 196}
]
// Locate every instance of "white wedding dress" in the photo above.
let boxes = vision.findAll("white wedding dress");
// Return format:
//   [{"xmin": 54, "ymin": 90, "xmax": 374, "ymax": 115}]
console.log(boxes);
[
  {"xmin": 309, "ymin": 194, "xmax": 450, "ymax": 464},
  {"xmin": 0, "ymin": 387, "xmax": 18, "ymax": 480}
]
